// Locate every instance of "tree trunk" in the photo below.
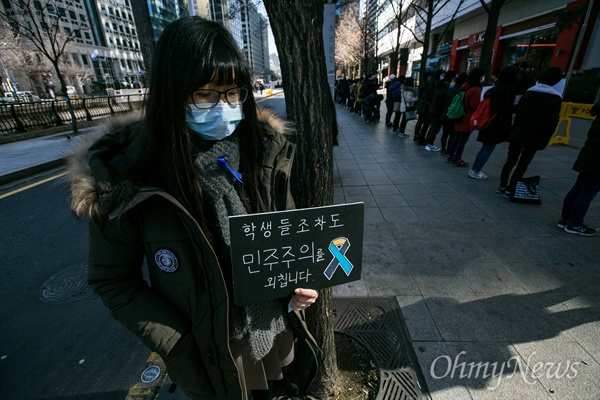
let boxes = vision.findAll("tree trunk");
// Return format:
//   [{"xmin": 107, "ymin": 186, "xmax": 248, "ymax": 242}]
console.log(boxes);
[
  {"xmin": 479, "ymin": 0, "xmax": 506, "ymax": 84},
  {"xmin": 418, "ymin": 0, "xmax": 434, "ymax": 88},
  {"xmin": 52, "ymin": 61, "xmax": 78, "ymax": 134},
  {"xmin": 262, "ymin": 0, "xmax": 340, "ymax": 397},
  {"xmin": 389, "ymin": 51, "xmax": 398, "ymax": 77}
]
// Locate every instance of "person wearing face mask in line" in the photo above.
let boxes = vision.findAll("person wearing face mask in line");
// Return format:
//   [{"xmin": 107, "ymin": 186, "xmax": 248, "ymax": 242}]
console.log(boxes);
[
  {"xmin": 446, "ymin": 67, "xmax": 487, "ymax": 168},
  {"xmin": 66, "ymin": 16, "xmax": 319, "ymax": 400},
  {"xmin": 423, "ymin": 69, "xmax": 453, "ymax": 152},
  {"xmin": 439, "ymin": 72, "xmax": 468, "ymax": 155}
]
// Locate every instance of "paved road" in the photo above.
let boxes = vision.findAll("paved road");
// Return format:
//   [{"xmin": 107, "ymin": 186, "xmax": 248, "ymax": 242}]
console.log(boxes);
[{"xmin": 1, "ymin": 91, "xmax": 598, "ymax": 400}]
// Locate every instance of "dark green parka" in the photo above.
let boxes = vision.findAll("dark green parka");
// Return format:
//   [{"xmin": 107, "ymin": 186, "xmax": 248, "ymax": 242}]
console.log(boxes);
[{"xmin": 66, "ymin": 108, "xmax": 317, "ymax": 399}]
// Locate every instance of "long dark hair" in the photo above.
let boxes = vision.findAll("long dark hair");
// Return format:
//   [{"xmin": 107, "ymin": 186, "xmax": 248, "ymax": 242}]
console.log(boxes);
[
  {"xmin": 126, "ymin": 16, "xmax": 265, "ymax": 227},
  {"xmin": 466, "ymin": 67, "xmax": 486, "ymax": 86}
]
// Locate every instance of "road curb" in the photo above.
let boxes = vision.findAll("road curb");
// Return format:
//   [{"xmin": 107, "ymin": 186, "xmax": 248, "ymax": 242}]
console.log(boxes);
[
  {"xmin": 0, "ymin": 91, "xmax": 284, "ymax": 187},
  {"xmin": 0, "ymin": 158, "xmax": 66, "ymax": 186}
]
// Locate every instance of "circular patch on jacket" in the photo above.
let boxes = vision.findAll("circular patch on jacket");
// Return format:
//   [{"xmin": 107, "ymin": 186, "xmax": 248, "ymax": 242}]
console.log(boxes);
[{"xmin": 154, "ymin": 249, "xmax": 179, "ymax": 273}]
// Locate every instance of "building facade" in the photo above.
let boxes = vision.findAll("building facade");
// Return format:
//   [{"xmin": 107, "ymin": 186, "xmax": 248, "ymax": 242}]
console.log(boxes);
[
  {"xmin": 87, "ymin": 0, "xmax": 147, "ymax": 89},
  {"xmin": 240, "ymin": 1, "xmax": 269, "ymax": 78},
  {"xmin": 191, "ymin": 0, "xmax": 269, "ymax": 80},
  {"xmin": 1, "ymin": 0, "xmax": 187, "ymax": 95},
  {"xmin": 376, "ymin": 0, "xmax": 598, "ymax": 86}
]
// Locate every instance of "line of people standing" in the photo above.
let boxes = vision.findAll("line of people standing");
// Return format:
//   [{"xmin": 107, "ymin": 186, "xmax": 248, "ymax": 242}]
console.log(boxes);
[
  {"xmin": 335, "ymin": 75, "xmax": 381, "ymax": 120},
  {"xmin": 381, "ymin": 65, "xmax": 598, "ymax": 236}
]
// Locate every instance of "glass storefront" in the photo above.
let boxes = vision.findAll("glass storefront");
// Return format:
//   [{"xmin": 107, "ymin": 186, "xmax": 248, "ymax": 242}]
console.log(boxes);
[{"xmin": 503, "ymin": 29, "xmax": 558, "ymax": 71}]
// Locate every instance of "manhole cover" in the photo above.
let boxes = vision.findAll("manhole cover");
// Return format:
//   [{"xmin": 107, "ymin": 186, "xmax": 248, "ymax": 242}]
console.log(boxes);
[
  {"xmin": 333, "ymin": 297, "xmax": 430, "ymax": 400},
  {"xmin": 40, "ymin": 264, "xmax": 94, "ymax": 303}
]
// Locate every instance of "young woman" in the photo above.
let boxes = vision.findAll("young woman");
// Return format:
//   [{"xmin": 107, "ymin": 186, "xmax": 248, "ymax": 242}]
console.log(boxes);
[
  {"xmin": 447, "ymin": 67, "xmax": 486, "ymax": 167},
  {"xmin": 67, "ymin": 17, "xmax": 318, "ymax": 400},
  {"xmin": 392, "ymin": 77, "xmax": 416, "ymax": 137},
  {"xmin": 468, "ymin": 66, "xmax": 519, "ymax": 179}
]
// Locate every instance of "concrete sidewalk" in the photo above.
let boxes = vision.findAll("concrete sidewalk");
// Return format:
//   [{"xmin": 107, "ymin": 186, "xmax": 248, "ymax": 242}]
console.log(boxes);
[
  {"xmin": 331, "ymin": 103, "xmax": 599, "ymax": 399},
  {"xmin": 1, "ymin": 94, "xmax": 598, "ymax": 399}
]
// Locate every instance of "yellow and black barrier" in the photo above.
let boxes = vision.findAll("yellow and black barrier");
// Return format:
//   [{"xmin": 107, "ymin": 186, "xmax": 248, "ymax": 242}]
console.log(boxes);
[{"xmin": 548, "ymin": 102, "xmax": 594, "ymax": 146}]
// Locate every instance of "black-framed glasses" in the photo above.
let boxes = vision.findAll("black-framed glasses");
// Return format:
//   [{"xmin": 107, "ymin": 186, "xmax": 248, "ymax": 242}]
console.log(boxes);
[{"xmin": 190, "ymin": 86, "xmax": 249, "ymax": 109}]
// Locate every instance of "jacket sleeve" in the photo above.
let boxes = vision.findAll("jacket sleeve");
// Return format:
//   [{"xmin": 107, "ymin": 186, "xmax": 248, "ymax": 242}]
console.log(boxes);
[{"xmin": 88, "ymin": 213, "xmax": 190, "ymax": 357}]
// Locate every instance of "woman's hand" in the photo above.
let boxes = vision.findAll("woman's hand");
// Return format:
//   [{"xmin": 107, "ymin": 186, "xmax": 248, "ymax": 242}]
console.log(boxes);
[{"xmin": 290, "ymin": 288, "xmax": 318, "ymax": 311}]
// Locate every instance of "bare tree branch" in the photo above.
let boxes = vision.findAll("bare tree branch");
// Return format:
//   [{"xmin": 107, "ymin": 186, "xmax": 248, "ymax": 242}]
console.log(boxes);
[{"xmin": 0, "ymin": 0, "xmax": 91, "ymax": 131}]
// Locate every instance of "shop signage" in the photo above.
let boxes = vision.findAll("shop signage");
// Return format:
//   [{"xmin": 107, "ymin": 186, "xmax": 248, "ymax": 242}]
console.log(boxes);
[
  {"xmin": 469, "ymin": 30, "xmax": 486, "ymax": 47},
  {"xmin": 438, "ymin": 43, "xmax": 452, "ymax": 52}
]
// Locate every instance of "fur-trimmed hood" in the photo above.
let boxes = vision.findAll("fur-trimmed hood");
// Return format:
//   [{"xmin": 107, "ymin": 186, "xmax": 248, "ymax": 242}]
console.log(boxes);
[{"xmin": 66, "ymin": 107, "xmax": 294, "ymax": 219}]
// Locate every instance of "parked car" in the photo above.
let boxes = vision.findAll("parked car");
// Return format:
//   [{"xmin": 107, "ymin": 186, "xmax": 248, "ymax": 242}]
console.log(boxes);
[
  {"xmin": 2, "ymin": 91, "xmax": 42, "ymax": 103},
  {"xmin": 2, "ymin": 92, "xmax": 17, "ymax": 103},
  {"xmin": 16, "ymin": 91, "xmax": 42, "ymax": 102}
]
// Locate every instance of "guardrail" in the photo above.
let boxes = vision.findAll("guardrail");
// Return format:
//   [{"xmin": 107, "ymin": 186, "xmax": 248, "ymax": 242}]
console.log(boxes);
[
  {"xmin": 0, "ymin": 95, "xmax": 141, "ymax": 134},
  {"xmin": 548, "ymin": 102, "xmax": 595, "ymax": 146}
]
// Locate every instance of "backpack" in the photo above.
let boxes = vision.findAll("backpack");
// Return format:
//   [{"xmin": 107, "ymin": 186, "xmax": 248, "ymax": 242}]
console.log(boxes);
[
  {"xmin": 470, "ymin": 97, "xmax": 496, "ymax": 130},
  {"xmin": 446, "ymin": 90, "xmax": 466, "ymax": 122}
]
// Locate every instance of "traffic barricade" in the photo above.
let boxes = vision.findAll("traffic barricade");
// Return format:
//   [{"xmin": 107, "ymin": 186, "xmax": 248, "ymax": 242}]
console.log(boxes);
[{"xmin": 548, "ymin": 102, "xmax": 594, "ymax": 146}]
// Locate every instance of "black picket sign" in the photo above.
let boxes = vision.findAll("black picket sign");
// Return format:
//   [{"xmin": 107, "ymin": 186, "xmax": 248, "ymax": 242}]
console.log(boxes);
[{"xmin": 228, "ymin": 203, "xmax": 364, "ymax": 305}]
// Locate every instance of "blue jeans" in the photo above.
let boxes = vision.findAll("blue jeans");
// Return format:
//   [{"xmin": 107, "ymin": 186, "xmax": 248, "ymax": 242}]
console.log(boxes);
[
  {"xmin": 561, "ymin": 172, "xmax": 600, "ymax": 227},
  {"xmin": 471, "ymin": 143, "xmax": 496, "ymax": 173}
]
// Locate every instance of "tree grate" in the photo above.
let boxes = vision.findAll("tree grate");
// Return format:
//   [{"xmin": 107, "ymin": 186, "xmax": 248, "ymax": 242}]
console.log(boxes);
[
  {"xmin": 40, "ymin": 263, "xmax": 94, "ymax": 303},
  {"xmin": 332, "ymin": 297, "xmax": 430, "ymax": 400}
]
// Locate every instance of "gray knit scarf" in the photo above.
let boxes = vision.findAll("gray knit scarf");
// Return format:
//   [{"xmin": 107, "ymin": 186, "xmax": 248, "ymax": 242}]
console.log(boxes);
[{"xmin": 193, "ymin": 134, "xmax": 288, "ymax": 361}]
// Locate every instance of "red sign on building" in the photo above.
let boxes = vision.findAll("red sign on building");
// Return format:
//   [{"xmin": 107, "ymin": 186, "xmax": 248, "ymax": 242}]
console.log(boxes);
[{"xmin": 469, "ymin": 31, "xmax": 486, "ymax": 47}]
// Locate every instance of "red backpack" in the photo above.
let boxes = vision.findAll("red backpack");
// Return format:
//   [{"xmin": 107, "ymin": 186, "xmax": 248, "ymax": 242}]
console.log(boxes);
[{"xmin": 470, "ymin": 97, "xmax": 496, "ymax": 130}]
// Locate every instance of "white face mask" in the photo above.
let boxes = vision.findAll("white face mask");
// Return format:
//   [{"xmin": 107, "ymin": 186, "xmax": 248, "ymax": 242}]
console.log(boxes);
[
  {"xmin": 185, "ymin": 103, "xmax": 245, "ymax": 141},
  {"xmin": 440, "ymin": 74, "xmax": 445, "ymax": 81},
  {"xmin": 480, "ymin": 77, "xmax": 485, "ymax": 83}
]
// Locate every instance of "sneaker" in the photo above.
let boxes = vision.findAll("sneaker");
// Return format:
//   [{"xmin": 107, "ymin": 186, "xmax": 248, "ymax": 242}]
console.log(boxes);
[
  {"xmin": 452, "ymin": 160, "xmax": 469, "ymax": 167},
  {"xmin": 392, "ymin": 130, "xmax": 398, "ymax": 135},
  {"xmin": 564, "ymin": 224, "xmax": 596, "ymax": 236},
  {"xmin": 495, "ymin": 186, "xmax": 507, "ymax": 194},
  {"xmin": 440, "ymin": 149, "xmax": 448, "ymax": 155},
  {"xmin": 474, "ymin": 171, "xmax": 488, "ymax": 180},
  {"xmin": 398, "ymin": 133, "xmax": 409, "ymax": 138},
  {"xmin": 468, "ymin": 170, "xmax": 476, "ymax": 178},
  {"xmin": 556, "ymin": 219, "xmax": 569, "ymax": 229},
  {"xmin": 425, "ymin": 144, "xmax": 440, "ymax": 152},
  {"xmin": 502, "ymin": 190, "xmax": 513, "ymax": 198}
]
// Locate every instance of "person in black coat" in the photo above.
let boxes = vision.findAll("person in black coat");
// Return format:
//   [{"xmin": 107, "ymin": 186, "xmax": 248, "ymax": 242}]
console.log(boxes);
[
  {"xmin": 440, "ymin": 72, "xmax": 468, "ymax": 154},
  {"xmin": 468, "ymin": 66, "xmax": 519, "ymax": 179},
  {"xmin": 362, "ymin": 93, "xmax": 384, "ymax": 124},
  {"xmin": 424, "ymin": 70, "xmax": 453, "ymax": 151},
  {"xmin": 558, "ymin": 101, "xmax": 600, "ymax": 236},
  {"xmin": 413, "ymin": 71, "xmax": 436, "ymax": 144},
  {"xmin": 498, "ymin": 67, "xmax": 563, "ymax": 197}
]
